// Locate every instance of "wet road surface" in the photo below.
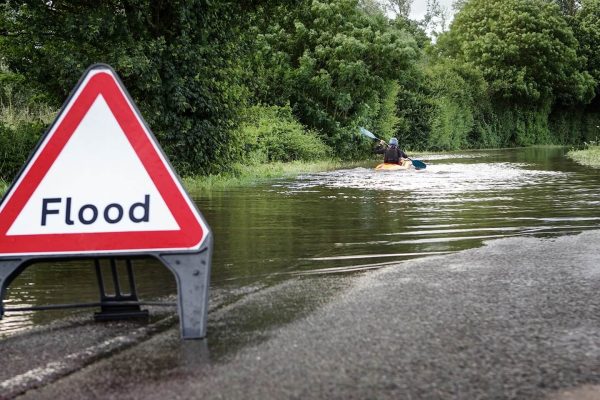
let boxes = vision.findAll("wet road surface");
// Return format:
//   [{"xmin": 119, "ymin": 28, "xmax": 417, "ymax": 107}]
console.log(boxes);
[{"xmin": 3, "ymin": 230, "xmax": 600, "ymax": 399}]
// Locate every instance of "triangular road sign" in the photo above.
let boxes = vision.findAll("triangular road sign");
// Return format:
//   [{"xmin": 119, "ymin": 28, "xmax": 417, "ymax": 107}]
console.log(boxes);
[{"xmin": 0, "ymin": 64, "xmax": 209, "ymax": 256}]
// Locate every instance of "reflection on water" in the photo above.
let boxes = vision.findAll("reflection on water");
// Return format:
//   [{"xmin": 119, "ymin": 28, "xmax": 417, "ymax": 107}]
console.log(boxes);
[
  {"xmin": 3, "ymin": 147, "xmax": 600, "ymax": 335},
  {"xmin": 2, "ymin": 259, "xmax": 176, "ymax": 336}
]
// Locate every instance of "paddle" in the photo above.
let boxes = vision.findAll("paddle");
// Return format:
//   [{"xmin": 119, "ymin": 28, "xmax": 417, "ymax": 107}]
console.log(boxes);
[
  {"xmin": 359, "ymin": 127, "xmax": 427, "ymax": 170},
  {"xmin": 406, "ymin": 157, "xmax": 427, "ymax": 170}
]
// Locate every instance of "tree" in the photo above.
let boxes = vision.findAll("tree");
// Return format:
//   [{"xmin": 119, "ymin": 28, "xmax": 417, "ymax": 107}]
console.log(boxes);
[
  {"xmin": 573, "ymin": 0, "xmax": 600, "ymax": 98},
  {"xmin": 357, "ymin": 0, "xmax": 412, "ymax": 18},
  {"xmin": 0, "ymin": 0, "xmax": 261, "ymax": 175},
  {"xmin": 255, "ymin": 0, "xmax": 419, "ymax": 154},
  {"xmin": 554, "ymin": 0, "xmax": 582, "ymax": 16},
  {"xmin": 451, "ymin": 0, "xmax": 468, "ymax": 13},
  {"xmin": 420, "ymin": 0, "xmax": 451, "ymax": 38},
  {"xmin": 437, "ymin": 0, "xmax": 595, "ymax": 106},
  {"xmin": 384, "ymin": 0, "xmax": 413, "ymax": 18},
  {"xmin": 358, "ymin": 0, "xmax": 387, "ymax": 15}
]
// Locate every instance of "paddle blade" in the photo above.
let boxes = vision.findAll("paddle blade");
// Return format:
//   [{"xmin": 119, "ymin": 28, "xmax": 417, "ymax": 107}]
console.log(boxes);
[
  {"xmin": 359, "ymin": 127, "xmax": 378, "ymax": 140},
  {"xmin": 411, "ymin": 159, "xmax": 427, "ymax": 170}
]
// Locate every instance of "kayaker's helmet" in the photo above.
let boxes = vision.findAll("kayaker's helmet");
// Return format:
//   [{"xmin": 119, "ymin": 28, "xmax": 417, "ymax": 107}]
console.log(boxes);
[{"xmin": 389, "ymin": 137, "xmax": 398, "ymax": 146}]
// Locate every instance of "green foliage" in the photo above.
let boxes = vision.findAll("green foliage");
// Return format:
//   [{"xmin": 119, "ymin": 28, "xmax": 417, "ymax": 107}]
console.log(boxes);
[
  {"xmin": 234, "ymin": 105, "xmax": 331, "ymax": 164},
  {"xmin": 0, "ymin": 66, "xmax": 53, "ymax": 181},
  {"xmin": 2, "ymin": 0, "xmax": 600, "ymax": 175},
  {"xmin": 574, "ymin": 0, "xmax": 600, "ymax": 97},
  {"xmin": 438, "ymin": 0, "xmax": 595, "ymax": 106},
  {"xmin": 391, "ymin": 57, "xmax": 494, "ymax": 151},
  {"xmin": 372, "ymin": 80, "xmax": 401, "ymax": 140},
  {"xmin": 182, "ymin": 160, "xmax": 357, "ymax": 191},
  {"xmin": 393, "ymin": 66, "xmax": 433, "ymax": 151},
  {"xmin": 0, "ymin": 122, "xmax": 44, "ymax": 181},
  {"xmin": 553, "ymin": 0, "xmax": 582, "ymax": 16},
  {"xmin": 392, "ymin": 17, "xmax": 431, "ymax": 49},
  {"xmin": 254, "ymin": 0, "xmax": 419, "ymax": 157},
  {"xmin": 498, "ymin": 105, "xmax": 551, "ymax": 146},
  {"xmin": 549, "ymin": 105, "xmax": 600, "ymax": 144},
  {"xmin": 428, "ymin": 97, "xmax": 472, "ymax": 150},
  {"xmin": 0, "ymin": 66, "xmax": 55, "ymax": 129},
  {"xmin": 425, "ymin": 60, "xmax": 488, "ymax": 150},
  {"xmin": 567, "ymin": 145, "xmax": 600, "ymax": 168},
  {"xmin": 428, "ymin": 0, "xmax": 599, "ymax": 149},
  {"xmin": 0, "ymin": 0, "xmax": 253, "ymax": 175}
]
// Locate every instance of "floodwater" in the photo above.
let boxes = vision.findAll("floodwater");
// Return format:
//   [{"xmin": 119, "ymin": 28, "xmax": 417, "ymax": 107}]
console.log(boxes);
[{"xmin": 2, "ymin": 146, "xmax": 600, "ymax": 336}]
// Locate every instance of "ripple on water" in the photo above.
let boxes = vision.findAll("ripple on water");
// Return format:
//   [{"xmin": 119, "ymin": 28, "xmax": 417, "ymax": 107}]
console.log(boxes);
[
  {"xmin": 278, "ymin": 156, "xmax": 598, "ymax": 276},
  {"xmin": 3, "ymin": 149, "xmax": 599, "ymax": 335},
  {"xmin": 293, "ymin": 162, "xmax": 569, "ymax": 195}
]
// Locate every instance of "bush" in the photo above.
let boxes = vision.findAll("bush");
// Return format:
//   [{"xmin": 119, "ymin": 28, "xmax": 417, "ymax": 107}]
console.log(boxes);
[
  {"xmin": 484, "ymin": 104, "xmax": 550, "ymax": 147},
  {"xmin": 234, "ymin": 105, "xmax": 332, "ymax": 164},
  {"xmin": 255, "ymin": 0, "xmax": 419, "ymax": 155},
  {"xmin": 0, "ymin": 66, "xmax": 53, "ymax": 182},
  {"xmin": 373, "ymin": 80, "xmax": 401, "ymax": 141},
  {"xmin": 424, "ymin": 60, "xmax": 488, "ymax": 150},
  {"xmin": 428, "ymin": 97, "xmax": 473, "ymax": 150},
  {"xmin": 549, "ymin": 105, "xmax": 600, "ymax": 145},
  {"xmin": 390, "ymin": 65, "xmax": 434, "ymax": 151},
  {"xmin": 0, "ymin": 2, "xmax": 256, "ymax": 176},
  {"xmin": 0, "ymin": 122, "xmax": 44, "ymax": 182},
  {"xmin": 438, "ymin": 0, "xmax": 595, "ymax": 106}
]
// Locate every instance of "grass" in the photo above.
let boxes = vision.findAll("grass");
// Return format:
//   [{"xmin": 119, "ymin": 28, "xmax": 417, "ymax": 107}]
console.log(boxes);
[
  {"xmin": 567, "ymin": 145, "xmax": 600, "ymax": 168},
  {"xmin": 182, "ymin": 159, "xmax": 369, "ymax": 192},
  {"xmin": 0, "ymin": 159, "xmax": 372, "ymax": 197}
]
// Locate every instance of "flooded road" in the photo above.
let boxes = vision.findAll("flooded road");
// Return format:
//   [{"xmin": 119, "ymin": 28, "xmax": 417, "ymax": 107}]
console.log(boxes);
[{"xmin": 3, "ymin": 146, "xmax": 600, "ymax": 336}]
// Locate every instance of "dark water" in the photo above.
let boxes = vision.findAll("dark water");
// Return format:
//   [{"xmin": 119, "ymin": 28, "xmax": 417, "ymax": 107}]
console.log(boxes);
[{"xmin": 2, "ymin": 147, "xmax": 600, "ymax": 335}]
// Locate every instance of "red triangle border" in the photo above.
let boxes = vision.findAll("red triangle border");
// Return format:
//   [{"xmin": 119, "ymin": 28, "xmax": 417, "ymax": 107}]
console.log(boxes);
[{"xmin": 0, "ymin": 67, "xmax": 207, "ymax": 255}]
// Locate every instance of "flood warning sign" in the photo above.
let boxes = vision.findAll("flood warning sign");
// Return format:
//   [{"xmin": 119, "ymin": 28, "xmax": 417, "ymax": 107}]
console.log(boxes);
[{"xmin": 0, "ymin": 65, "xmax": 208, "ymax": 255}]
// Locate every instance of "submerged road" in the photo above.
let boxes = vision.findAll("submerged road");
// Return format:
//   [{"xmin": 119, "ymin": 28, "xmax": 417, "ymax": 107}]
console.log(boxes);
[{"xmin": 2, "ymin": 230, "xmax": 600, "ymax": 399}]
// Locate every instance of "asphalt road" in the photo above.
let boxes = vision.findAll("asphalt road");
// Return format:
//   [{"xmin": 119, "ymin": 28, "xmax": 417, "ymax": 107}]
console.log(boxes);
[{"xmin": 3, "ymin": 231, "xmax": 600, "ymax": 399}]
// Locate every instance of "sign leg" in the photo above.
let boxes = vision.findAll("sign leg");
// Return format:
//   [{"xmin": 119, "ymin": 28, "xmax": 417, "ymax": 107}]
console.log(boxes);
[
  {"xmin": 159, "ymin": 240, "xmax": 212, "ymax": 339},
  {"xmin": 0, "ymin": 259, "xmax": 26, "ymax": 319}
]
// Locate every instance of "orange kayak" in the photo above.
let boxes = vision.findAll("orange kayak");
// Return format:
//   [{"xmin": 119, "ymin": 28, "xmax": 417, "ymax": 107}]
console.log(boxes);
[{"xmin": 375, "ymin": 160, "xmax": 412, "ymax": 171}]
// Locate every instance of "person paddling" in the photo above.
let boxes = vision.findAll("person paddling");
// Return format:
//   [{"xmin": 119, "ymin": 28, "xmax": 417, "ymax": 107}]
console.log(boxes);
[{"xmin": 375, "ymin": 137, "xmax": 409, "ymax": 164}]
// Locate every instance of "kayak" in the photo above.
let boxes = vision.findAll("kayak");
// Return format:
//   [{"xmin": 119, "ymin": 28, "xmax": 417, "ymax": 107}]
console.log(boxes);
[{"xmin": 375, "ymin": 160, "xmax": 412, "ymax": 171}]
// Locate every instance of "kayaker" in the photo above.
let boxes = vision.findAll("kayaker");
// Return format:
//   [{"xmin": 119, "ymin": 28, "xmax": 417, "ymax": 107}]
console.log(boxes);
[{"xmin": 375, "ymin": 137, "xmax": 409, "ymax": 164}]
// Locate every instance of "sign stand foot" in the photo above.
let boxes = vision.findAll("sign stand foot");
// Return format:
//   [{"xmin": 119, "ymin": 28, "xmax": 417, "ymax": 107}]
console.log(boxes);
[{"xmin": 93, "ymin": 258, "xmax": 149, "ymax": 321}]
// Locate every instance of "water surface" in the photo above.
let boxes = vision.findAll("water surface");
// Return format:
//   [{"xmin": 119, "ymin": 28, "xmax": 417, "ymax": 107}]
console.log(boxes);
[{"xmin": 3, "ymin": 147, "xmax": 599, "ymax": 335}]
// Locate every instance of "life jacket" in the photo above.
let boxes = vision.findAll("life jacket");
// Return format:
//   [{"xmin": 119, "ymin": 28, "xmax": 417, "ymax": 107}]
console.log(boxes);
[{"xmin": 384, "ymin": 145, "xmax": 401, "ymax": 164}]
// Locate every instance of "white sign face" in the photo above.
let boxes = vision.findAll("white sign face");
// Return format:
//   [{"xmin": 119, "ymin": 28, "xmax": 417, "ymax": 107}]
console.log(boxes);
[
  {"xmin": 0, "ymin": 65, "xmax": 208, "ymax": 255},
  {"xmin": 8, "ymin": 95, "xmax": 179, "ymax": 235}
]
